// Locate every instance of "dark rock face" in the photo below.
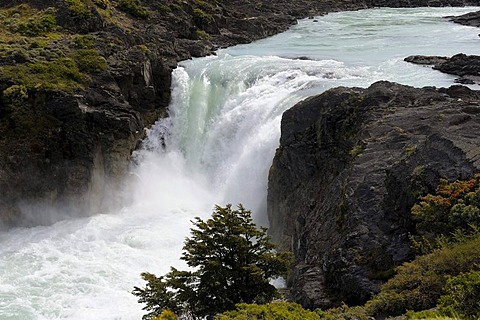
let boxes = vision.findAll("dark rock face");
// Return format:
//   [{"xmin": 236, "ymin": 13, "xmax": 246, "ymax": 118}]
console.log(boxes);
[
  {"xmin": 449, "ymin": 10, "xmax": 480, "ymax": 27},
  {"xmin": 0, "ymin": 90, "xmax": 143, "ymax": 226},
  {"xmin": 405, "ymin": 54, "xmax": 480, "ymax": 85},
  {"xmin": 268, "ymin": 81, "xmax": 480, "ymax": 309}
]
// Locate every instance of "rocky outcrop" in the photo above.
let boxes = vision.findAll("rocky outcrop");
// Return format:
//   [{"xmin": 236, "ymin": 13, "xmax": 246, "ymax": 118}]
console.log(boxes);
[
  {"xmin": 268, "ymin": 81, "xmax": 480, "ymax": 309},
  {"xmin": 405, "ymin": 54, "xmax": 480, "ymax": 84},
  {"xmin": 448, "ymin": 10, "xmax": 480, "ymax": 27}
]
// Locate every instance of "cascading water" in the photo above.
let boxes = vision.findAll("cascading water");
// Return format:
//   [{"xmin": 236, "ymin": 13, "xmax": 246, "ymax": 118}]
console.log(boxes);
[{"xmin": 1, "ymin": 7, "xmax": 479, "ymax": 319}]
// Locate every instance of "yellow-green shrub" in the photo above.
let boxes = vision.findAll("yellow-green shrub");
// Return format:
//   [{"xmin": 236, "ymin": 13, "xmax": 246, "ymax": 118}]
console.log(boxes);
[
  {"xmin": 117, "ymin": 0, "xmax": 149, "ymax": 19},
  {"xmin": 365, "ymin": 235, "xmax": 480, "ymax": 317},
  {"xmin": 72, "ymin": 49, "xmax": 107, "ymax": 73},
  {"xmin": 438, "ymin": 271, "xmax": 480, "ymax": 319},
  {"xmin": 64, "ymin": 0, "xmax": 92, "ymax": 19},
  {"xmin": 217, "ymin": 302, "xmax": 322, "ymax": 320}
]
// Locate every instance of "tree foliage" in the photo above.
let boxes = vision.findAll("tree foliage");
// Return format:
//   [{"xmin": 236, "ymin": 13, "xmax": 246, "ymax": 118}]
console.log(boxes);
[
  {"xmin": 411, "ymin": 174, "xmax": 480, "ymax": 253},
  {"xmin": 133, "ymin": 204, "xmax": 292, "ymax": 320},
  {"xmin": 412, "ymin": 174, "xmax": 480, "ymax": 237}
]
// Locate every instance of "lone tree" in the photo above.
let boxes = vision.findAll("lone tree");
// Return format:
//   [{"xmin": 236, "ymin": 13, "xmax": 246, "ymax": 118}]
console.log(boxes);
[{"xmin": 133, "ymin": 204, "xmax": 292, "ymax": 320}]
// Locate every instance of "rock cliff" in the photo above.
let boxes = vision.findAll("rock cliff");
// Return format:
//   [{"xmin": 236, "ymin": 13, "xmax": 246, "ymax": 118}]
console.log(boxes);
[{"xmin": 268, "ymin": 81, "xmax": 480, "ymax": 308}]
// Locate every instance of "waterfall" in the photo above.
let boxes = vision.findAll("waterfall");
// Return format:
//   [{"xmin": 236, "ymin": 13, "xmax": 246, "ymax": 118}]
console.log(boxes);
[{"xmin": 0, "ymin": 7, "xmax": 479, "ymax": 319}]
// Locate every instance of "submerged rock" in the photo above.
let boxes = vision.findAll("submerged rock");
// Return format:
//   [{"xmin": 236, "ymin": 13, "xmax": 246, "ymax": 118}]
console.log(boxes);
[{"xmin": 268, "ymin": 81, "xmax": 480, "ymax": 309}]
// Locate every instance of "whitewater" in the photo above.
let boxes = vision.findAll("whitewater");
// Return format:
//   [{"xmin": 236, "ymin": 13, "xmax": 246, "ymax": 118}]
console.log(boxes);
[{"xmin": 1, "ymin": 7, "xmax": 480, "ymax": 319}]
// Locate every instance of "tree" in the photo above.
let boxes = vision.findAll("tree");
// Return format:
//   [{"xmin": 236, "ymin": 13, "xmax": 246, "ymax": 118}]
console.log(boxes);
[{"xmin": 133, "ymin": 204, "xmax": 292, "ymax": 320}]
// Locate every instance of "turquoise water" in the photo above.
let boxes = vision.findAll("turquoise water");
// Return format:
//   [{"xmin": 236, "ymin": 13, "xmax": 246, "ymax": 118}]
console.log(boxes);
[{"xmin": 0, "ymin": 7, "xmax": 479, "ymax": 319}]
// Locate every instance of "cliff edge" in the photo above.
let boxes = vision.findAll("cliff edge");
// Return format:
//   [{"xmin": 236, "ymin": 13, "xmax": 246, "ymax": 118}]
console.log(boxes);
[{"xmin": 268, "ymin": 81, "xmax": 480, "ymax": 308}]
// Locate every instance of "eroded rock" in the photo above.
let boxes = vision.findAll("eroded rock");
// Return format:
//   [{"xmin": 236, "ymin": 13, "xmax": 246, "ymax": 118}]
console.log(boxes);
[{"xmin": 268, "ymin": 81, "xmax": 480, "ymax": 308}]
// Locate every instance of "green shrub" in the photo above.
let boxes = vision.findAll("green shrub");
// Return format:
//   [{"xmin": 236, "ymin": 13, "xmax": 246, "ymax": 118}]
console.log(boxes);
[
  {"xmin": 217, "ymin": 302, "xmax": 322, "ymax": 320},
  {"xmin": 1, "ymin": 58, "xmax": 87, "ymax": 92},
  {"xmin": 406, "ymin": 309, "xmax": 459, "ymax": 319},
  {"xmin": 439, "ymin": 271, "xmax": 480, "ymax": 319},
  {"xmin": 72, "ymin": 49, "xmax": 107, "ymax": 73},
  {"xmin": 64, "ymin": 0, "xmax": 92, "ymax": 19},
  {"xmin": 153, "ymin": 309, "xmax": 177, "ymax": 320},
  {"xmin": 412, "ymin": 175, "xmax": 480, "ymax": 238},
  {"xmin": 73, "ymin": 35, "xmax": 96, "ymax": 49},
  {"xmin": 193, "ymin": 0, "xmax": 216, "ymax": 11},
  {"xmin": 117, "ymin": 0, "xmax": 149, "ymax": 19},
  {"xmin": 365, "ymin": 235, "xmax": 480, "ymax": 317},
  {"xmin": 92, "ymin": 0, "xmax": 109, "ymax": 10},
  {"xmin": 16, "ymin": 12, "xmax": 57, "ymax": 37},
  {"xmin": 322, "ymin": 304, "xmax": 371, "ymax": 320},
  {"xmin": 196, "ymin": 30, "xmax": 210, "ymax": 40},
  {"xmin": 192, "ymin": 8, "xmax": 213, "ymax": 28}
]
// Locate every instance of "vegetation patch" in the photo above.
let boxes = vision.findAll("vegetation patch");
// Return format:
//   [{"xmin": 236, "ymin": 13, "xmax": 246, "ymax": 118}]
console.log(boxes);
[
  {"xmin": 92, "ymin": 0, "xmax": 110, "ymax": 10},
  {"xmin": 117, "ymin": 0, "xmax": 149, "ymax": 19},
  {"xmin": 1, "ymin": 58, "xmax": 88, "ymax": 92},
  {"xmin": 73, "ymin": 35, "xmax": 96, "ymax": 49},
  {"xmin": 71, "ymin": 48, "xmax": 107, "ymax": 73},
  {"xmin": 438, "ymin": 271, "xmax": 480, "ymax": 319},
  {"xmin": 64, "ymin": 0, "xmax": 93, "ymax": 19},
  {"xmin": 1, "ymin": 5, "xmax": 58, "ymax": 37},
  {"xmin": 411, "ymin": 174, "xmax": 480, "ymax": 252},
  {"xmin": 365, "ymin": 231, "xmax": 480, "ymax": 317},
  {"xmin": 218, "ymin": 302, "xmax": 324, "ymax": 320},
  {"xmin": 192, "ymin": 8, "xmax": 214, "ymax": 28}
]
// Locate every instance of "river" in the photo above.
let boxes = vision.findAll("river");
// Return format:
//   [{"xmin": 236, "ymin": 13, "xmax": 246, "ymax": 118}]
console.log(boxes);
[{"xmin": 1, "ymin": 7, "xmax": 479, "ymax": 320}]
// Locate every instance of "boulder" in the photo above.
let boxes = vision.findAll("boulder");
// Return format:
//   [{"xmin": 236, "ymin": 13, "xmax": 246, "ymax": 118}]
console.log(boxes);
[
  {"xmin": 448, "ymin": 10, "xmax": 480, "ymax": 27},
  {"xmin": 268, "ymin": 81, "xmax": 480, "ymax": 308},
  {"xmin": 405, "ymin": 53, "xmax": 480, "ymax": 84}
]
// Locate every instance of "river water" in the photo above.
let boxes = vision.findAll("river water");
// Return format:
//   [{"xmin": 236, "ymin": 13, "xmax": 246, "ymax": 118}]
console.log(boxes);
[{"xmin": 1, "ymin": 7, "xmax": 479, "ymax": 320}]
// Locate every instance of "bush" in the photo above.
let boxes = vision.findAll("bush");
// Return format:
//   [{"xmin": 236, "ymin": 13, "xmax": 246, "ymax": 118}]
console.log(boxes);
[
  {"xmin": 16, "ymin": 12, "xmax": 57, "ymax": 37},
  {"xmin": 192, "ymin": 8, "xmax": 214, "ymax": 28},
  {"xmin": 412, "ymin": 175, "xmax": 480, "ymax": 239},
  {"xmin": 73, "ymin": 35, "xmax": 96, "ymax": 49},
  {"xmin": 0, "ymin": 57, "xmax": 88, "ymax": 92},
  {"xmin": 133, "ymin": 204, "xmax": 292, "ymax": 320},
  {"xmin": 365, "ymin": 235, "xmax": 480, "ymax": 317},
  {"xmin": 217, "ymin": 302, "xmax": 322, "ymax": 320},
  {"xmin": 72, "ymin": 49, "xmax": 107, "ymax": 73},
  {"xmin": 64, "ymin": 0, "xmax": 92, "ymax": 19},
  {"xmin": 439, "ymin": 271, "xmax": 480, "ymax": 319},
  {"xmin": 117, "ymin": 0, "xmax": 149, "ymax": 19},
  {"xmin": 153, "ymin": 309, "xmax": 176, "ymax": 320},
  {"xmin": 92, "ymin": 0, "xmax": 109, "ymax": 10}
]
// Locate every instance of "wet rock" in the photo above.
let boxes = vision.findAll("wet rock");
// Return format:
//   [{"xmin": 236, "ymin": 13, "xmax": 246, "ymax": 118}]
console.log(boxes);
[
  {"xmin": 448, "ymin": 10, "xmax": 480, "ymax": 27},
  {"xmin": 405, "ymin": 53, "xmax": 480, "ymax": 85}
]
